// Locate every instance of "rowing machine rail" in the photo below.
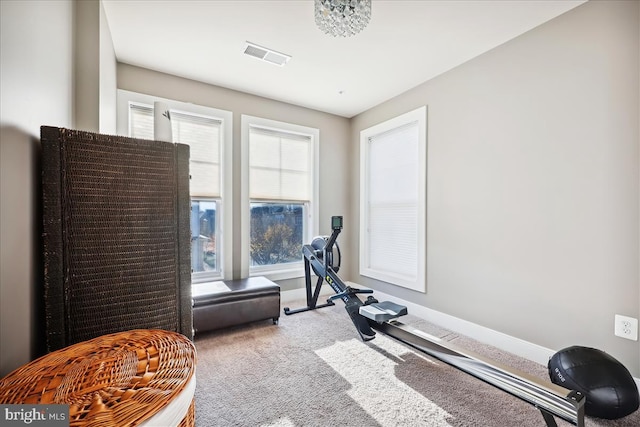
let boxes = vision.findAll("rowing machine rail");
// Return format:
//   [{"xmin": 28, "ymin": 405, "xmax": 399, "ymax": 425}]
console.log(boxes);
[
  {"xmin": 372, "ymin": 320, "xmax": 585, "ymax": 427},
  {"xmin": 285, "ymin": 216, "xmax": 585, "ymax": 427}
]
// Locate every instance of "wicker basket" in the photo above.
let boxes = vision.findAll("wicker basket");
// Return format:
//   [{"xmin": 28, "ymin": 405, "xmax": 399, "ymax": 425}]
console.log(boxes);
[{"xmin": 0, "ymin": 329, "xmax": 196, "ymax": 427}]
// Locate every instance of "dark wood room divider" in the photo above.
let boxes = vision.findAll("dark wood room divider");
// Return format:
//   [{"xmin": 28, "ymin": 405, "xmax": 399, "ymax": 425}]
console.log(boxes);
[{"xmin": 40, "ymin": 126, "xmax": 192, "ymax": 351}]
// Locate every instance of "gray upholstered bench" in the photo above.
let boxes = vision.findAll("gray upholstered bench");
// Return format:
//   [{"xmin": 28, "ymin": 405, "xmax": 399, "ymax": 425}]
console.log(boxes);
[{"xmin": 192, "ymin": 277, "xmax": 280, "ymax": 335}]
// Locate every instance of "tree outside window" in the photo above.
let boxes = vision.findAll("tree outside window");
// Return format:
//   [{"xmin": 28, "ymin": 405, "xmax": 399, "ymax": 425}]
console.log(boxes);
[{"xmin": 250, "ymin": 203, "xmax": 303, "ymax": 266}]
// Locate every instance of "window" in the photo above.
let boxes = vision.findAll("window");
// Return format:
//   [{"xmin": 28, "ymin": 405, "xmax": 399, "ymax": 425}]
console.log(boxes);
[
  {"xmin": 360, "ymin": 106, "xmax": 427, "ymax": 292},
  {"xmin": 250, "ymin": 202, "xmax": 305, "ymax": 266},
  {"xmin": 117, "ymin": 90, "xmax": 232, "ymax": 282},
  {"xmin": 241, "ymin": 115, "xmax": 319, "ymax": 280},
  {"xmin": 191, "ymin": 200, "xmax": 218, "ymax": 274}
]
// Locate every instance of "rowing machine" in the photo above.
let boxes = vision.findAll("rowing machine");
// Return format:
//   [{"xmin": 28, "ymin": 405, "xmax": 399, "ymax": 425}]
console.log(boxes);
[
  {"xmin": 284, "ymin": 215, "xmax": 385, "ymax": 340},
  {"xmin": 285, "ymin": 216, "xmax": 585, "ymax": 427}
]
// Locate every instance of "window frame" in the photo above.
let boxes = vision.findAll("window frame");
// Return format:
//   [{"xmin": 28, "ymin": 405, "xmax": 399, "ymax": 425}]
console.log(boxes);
[
  {"xmin": 359, "ymin": 106, "xmax": 427, "ymax": 292},
  {"xmin": 116, "ymin": 89, "xmax": 233, "ymax": 282},
  {"xmin": 190, "ymin": 198, "xmax": 221, "ymax": 281},
  {"xmin": 241, "ymin": 115, "xmax": 319, "ymax": 281}
]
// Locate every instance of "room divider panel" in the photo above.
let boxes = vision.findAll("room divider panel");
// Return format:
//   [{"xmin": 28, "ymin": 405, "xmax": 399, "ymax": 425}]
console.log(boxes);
[{"xmin": 41, "ymin": 126, "xmax": 193, "ymax": 352}]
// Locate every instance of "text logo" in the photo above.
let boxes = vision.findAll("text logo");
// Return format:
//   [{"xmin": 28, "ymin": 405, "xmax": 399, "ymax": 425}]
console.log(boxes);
[{"xmin": 1, "ymin": 405, "xmax": 68, "ymax": 426}]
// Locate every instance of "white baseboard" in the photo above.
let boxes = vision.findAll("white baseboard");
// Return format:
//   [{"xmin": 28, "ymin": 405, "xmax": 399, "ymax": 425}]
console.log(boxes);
[
  {"xmin": 348, "ymin": 284, "xmax": 640, "ymax": 389},
  {"xmin": 282, "ymin": 283, "xmax": 640, "ymax": 389},
  {"xmin": 281, "ymin": 286, "xmax": 333, "ymax": 305},
  {"xmin": 367, "ymin": 288, "xmax": 555, "ymax": 366}
]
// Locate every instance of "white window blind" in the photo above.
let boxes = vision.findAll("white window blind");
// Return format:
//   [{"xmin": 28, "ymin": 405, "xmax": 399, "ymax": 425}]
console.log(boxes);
[
  {"xmin": 360, "ymin": 106, "xmax": 426, "ymax": 292},
  {"xmin": 367, "ymin": 122, "xmax": 419, "ymax": 279},
  {"xmin": 249, "ymin": 127, "xmax": 312, "ymax": 202},
  {"xmin": 129, "ymin": 103, "xmax": 222, "ymax": 198}
]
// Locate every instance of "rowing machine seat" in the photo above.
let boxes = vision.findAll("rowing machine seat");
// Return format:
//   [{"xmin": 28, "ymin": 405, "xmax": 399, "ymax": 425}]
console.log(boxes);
[{"xmin": 359, "ymin": 301, "xmax": 407, "ymax": 322}]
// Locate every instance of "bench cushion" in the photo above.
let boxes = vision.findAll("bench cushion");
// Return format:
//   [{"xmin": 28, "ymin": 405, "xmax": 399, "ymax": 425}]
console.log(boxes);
[
  {"xmin": 192, "ymin": 277, "xmax": 280, "ymax": 334},
  {"xmin": 192, "ymin": 277, "xmax": 280, "ymax": 307}
]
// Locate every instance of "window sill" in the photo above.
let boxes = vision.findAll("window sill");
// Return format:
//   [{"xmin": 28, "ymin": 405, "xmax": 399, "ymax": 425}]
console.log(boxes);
[
  {"xmin": 250, "ymin": 265, "xmax": 305, "ymax": 282},
  {"xmin": 192, "ymin": 274, "xmax": 223, "ymax": 284}
]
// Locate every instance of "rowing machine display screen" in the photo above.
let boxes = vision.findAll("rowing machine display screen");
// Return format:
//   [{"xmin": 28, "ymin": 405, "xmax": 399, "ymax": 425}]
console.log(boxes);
[{"xmin": 332, "ymin": 216, "xmax": 343, "ymax": 230}]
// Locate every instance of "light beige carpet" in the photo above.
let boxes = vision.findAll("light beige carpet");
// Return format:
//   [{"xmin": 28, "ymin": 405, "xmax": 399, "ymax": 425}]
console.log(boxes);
[{"xmin": 193, "ymin": 300, "xmax": 640, "ymax": 427}]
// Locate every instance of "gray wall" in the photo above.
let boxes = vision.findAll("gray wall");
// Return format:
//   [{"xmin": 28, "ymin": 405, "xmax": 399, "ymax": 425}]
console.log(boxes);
[
  {"xmin": 74, "ymin": 0, "xmax": 100, "ymax": 132},
  {"xmin": 350, "ymin": 0, "xmax": 640, "ymax": 376},
  {"xmin": 74, "ymin": 0, "xmax": 117, "ymax": 134},
  {"xmin": 1, "ymin": 0, "xmax": 638, "ymax": 380},
  {"xmin": 117, "ymin": 64, "xmax": 352, "ymax": 291},
  {"xmin": 0, "ymin": 0, "xmax": 74, "ymax": 377},
  {"xmin": 99, "ymin": 0, "xmax": 117, "ymax": 134},
  {"xmin": 0, "ymin": 0, "xmax": 117, "ymax": 376}
]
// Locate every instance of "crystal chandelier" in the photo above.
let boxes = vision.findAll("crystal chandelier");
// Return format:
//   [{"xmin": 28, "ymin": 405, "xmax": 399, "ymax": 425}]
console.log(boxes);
[{"xmin": 314, "ymin": 0, "xmax": 372, "ymax": 37}]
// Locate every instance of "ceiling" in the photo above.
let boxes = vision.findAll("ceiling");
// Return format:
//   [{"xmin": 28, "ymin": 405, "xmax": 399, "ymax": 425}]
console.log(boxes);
[{"xmin": 102, "ymin": 0, "xmax": 586, "ymax": 118}]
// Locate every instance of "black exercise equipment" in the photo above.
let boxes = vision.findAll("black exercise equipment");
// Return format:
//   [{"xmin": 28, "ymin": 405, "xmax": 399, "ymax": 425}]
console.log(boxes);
[
  {"xmin": 549, "ymin": 346, "xmax": 639, "ymax": 419},
  {"xmin": 285, "ymin": 216, "xmax": 587, "ymax": 427}
]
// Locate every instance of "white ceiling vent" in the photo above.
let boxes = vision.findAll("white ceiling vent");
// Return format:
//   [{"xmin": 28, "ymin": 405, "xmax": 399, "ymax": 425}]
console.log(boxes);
[{"xmin": 243, "ymin": 42, "xmax": 291, "ymax": 67}]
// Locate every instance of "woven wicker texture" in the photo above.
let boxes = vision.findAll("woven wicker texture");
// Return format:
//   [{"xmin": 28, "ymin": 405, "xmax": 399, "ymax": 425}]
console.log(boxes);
[
  {"xmin": 0, "ymin": 329, "xmax": 196, "ymax": 427},
  {"xmin": 179, "ymin": 401, "xmax": 195, "ymax": 427},
  {"xmin": 41, "ymin": 127, "xmax": 193, "ymax": 351}
]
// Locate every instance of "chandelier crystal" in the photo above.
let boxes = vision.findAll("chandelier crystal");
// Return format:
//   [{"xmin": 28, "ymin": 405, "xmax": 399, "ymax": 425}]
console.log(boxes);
[{"xmin": 314, "ymin": 0, "xmax": 372, "ymax": 37}]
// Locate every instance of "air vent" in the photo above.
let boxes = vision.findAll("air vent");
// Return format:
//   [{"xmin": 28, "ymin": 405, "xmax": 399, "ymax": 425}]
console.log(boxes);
[{"xmin": 243, "ymin": 42, "xmax": 291, "ymax": 67}]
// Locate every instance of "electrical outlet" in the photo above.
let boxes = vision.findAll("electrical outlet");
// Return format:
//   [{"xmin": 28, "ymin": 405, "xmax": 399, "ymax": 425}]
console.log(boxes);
[{"xmin": 614, "ymin": 315, "xmax": 638, "ymax": 341}]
